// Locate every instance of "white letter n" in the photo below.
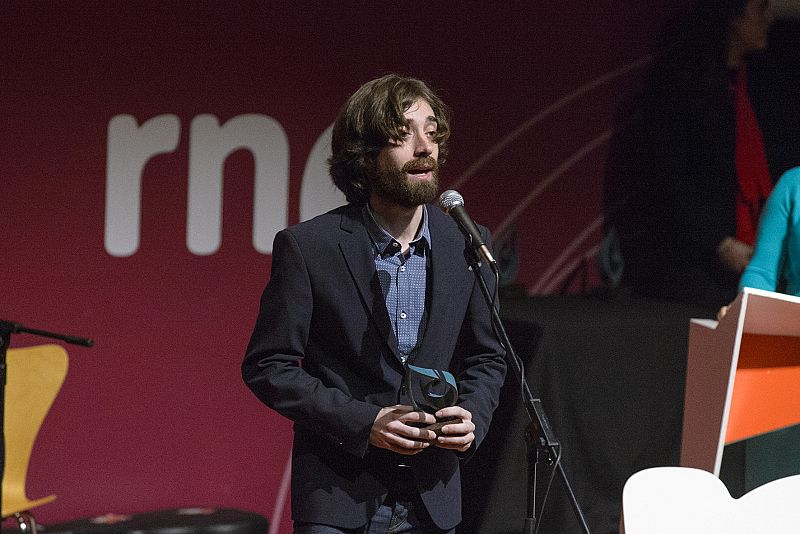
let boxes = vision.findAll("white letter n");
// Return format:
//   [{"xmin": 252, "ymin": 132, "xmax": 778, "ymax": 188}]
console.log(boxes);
[{"xmin": 187, "ymin": 114, "xmax": 288, "ymax": 255}]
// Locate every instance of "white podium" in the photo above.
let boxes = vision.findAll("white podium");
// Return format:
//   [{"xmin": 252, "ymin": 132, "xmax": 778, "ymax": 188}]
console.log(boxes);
[{"xmin": 680, "ymin": 287, "xmax": 800, "ymax": 475}]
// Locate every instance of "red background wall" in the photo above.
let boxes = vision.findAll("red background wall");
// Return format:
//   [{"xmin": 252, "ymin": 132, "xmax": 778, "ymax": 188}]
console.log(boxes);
[{"xmin": 4, "ymin": 3, "xmax": 684, "ymax": 532}]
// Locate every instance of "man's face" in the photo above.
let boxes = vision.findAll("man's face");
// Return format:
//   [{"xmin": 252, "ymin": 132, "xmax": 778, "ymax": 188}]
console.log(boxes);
[{"xmin": 372, "ymin": 98, "xmax": 440, "ymax": 208}]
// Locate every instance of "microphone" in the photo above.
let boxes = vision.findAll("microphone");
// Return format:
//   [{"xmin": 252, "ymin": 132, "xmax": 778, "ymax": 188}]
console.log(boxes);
[{"xmin": 437, "ymin": 190, "xmax": 497, "ymax": 267}]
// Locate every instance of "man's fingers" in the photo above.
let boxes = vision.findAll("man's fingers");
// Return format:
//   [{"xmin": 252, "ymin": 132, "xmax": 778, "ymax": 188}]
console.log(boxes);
[
  {"xmin": 436, "ymin": 432, "xmax": 475, "ymax": 452},
  {"xmin": 399, "ymin": 439, "xmax": 429, "ymax": 454},
  {"xmin": 435, "ymin": 406, "xmax": 472, "ymax": 421},
  {"xmin": 437, "ymin": 419, "xmax": 475, "ymax": 435},
  {"xmin": 430, "ymin": 406, "xmax": 475, "ymax": 452},
  {"xmin": 369, "ymin": 405, "xmax": 440, "ymax": 454},
  {"xmin": 383, "ymin": 432, "xmax": 431, "ymax": 454},
  {"xmin": 400, "ymin": 409, "xmax": 437, "ymax": 425},
  {"xmin": 389, "ymin": 418, "xmax": 437, "ymax": 441}
]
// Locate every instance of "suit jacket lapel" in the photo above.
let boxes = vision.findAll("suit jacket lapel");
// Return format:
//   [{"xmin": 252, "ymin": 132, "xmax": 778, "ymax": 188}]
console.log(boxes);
[
  {"xmin": 419, "ymin": 207, "xmax": 468, "ymax": 359},
  {"xmin": 337, "ymin": 207, "xmax": 402, "ymax": 362}
]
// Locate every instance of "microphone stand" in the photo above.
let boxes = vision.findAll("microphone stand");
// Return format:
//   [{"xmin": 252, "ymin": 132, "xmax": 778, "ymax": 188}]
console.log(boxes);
[
  {"xmin": 0, "ymin": 320, "xmax": 93, "ymax": 533},
  {"xmin": 463, "ymin": 248, "xmax": 591, "ymax": 534}
]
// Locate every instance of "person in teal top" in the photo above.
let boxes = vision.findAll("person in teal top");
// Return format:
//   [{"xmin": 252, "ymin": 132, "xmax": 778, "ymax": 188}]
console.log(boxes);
[
  {"xmin": 734, "ymin": 165, "xmax": 800, "ymax": 496},
  {"xmin": 740, "ymin": 166, "xmax": 800, "ymax": 294}
]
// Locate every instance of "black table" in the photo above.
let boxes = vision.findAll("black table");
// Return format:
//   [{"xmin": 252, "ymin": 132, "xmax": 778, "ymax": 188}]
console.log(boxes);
[{"xmin": 460, "ymin": 294, "xmax": 712, "ymax": 534}]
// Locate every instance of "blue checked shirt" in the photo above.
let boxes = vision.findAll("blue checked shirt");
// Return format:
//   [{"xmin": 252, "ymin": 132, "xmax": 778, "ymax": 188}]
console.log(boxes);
[{"xmin": 363, "ymin": 204, "xmax": 430, "ymax": 362}]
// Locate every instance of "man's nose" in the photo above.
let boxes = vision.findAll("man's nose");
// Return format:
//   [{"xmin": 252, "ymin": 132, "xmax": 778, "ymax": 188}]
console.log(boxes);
[{"xmin": 413, "ymin": 135, "xmax": 433, "ymax": 157}]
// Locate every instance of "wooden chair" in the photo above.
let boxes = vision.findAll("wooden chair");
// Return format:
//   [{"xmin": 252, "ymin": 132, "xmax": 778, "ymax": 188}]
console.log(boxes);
[
  {"xmin": 622, "ymin": 466, "xmax": 800, "ymax": 533},
  {"xmin": 2, "ymin": 344, "xmax": 69, "ymax": 533}
]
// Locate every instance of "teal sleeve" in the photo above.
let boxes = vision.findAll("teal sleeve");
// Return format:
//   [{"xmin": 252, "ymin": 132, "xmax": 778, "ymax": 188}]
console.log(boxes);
[{"xmin": 739, "ymin": 168, "xmax": 800, "ymax": 292}]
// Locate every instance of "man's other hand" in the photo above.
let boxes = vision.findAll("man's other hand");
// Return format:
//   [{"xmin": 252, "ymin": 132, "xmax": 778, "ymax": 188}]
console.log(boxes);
[{"xmin": 433, "ymin": 406, "xmax": 475, "ymax": 453}]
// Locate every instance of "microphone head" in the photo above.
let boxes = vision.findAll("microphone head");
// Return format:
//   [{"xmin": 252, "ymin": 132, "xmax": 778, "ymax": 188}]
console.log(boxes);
[{"xmin": 438, "ymin": 190, "xmax": 464, "ymax": 212}]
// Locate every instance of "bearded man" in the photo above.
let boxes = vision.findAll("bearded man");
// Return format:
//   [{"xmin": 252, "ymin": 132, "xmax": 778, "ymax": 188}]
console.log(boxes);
[{"xmin": 243, "ymin": 74, "xmax": 506, "ymax": 533}]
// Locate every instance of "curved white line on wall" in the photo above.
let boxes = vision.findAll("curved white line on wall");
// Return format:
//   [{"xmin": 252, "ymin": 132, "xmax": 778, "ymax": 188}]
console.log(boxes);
[
  {"xmin": 532, "ymin": 214, "xmax": 603, "ymax": 293},
  {"xmin": 269, "ymin": 453, "xmax": 292, "ymax": 534},
  {"xmin": 539, "ymin": 244, "xmax": 601, "ymax": 294},
  {"xmin": 493, "ymin": 129, "xmax": 613, "ymax": 242},
  {"xmin": 450, "ymin": 56, "xmax": 651, "ymax": 191}
]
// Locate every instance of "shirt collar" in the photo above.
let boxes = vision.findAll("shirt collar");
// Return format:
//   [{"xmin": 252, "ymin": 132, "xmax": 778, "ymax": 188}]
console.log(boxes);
[{"xmin": 363, "ymin": 203, "xmax": 431, "ymax": 257}]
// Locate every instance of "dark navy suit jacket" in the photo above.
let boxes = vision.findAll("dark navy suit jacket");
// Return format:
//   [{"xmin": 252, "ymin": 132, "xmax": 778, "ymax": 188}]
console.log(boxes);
[{"xmin": 243, "ymin": 203, "xmax": 506, "ymax": 530}]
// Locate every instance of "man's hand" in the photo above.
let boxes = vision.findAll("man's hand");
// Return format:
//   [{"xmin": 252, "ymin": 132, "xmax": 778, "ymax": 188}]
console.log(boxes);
[
  {"xmin": 717, "ymin": 237, "xmax": 753, "ymax": 274},
  {"xmin": 369, "ymin": 405, "xmax": 437, "ymax": 455},
  {"xmin": 433, "ymin": 406, "xmax": 475, "ymax": 453}
]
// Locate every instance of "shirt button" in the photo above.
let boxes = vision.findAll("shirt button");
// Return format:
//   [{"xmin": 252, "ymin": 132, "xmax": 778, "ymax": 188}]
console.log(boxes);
[
  {"xmin": 400, "ymin": 311, "xmax": 407, "ymax": 319},
  {"xmin": 399, "ymin": 266, "xmax": 406, "ymax": 272},
  {"xmin": 392, "ymin": 242, "xmax": 400, "ymax": 249}
]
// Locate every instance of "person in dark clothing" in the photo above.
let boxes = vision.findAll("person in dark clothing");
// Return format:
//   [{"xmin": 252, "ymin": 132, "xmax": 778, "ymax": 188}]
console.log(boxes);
[
  {"xmin": 242, "ymin": 74, "xmax": 506, "ymax": 533},
  {"xmin": 607, "ymin": 0, "xmax": 788, "ymax": 311}
]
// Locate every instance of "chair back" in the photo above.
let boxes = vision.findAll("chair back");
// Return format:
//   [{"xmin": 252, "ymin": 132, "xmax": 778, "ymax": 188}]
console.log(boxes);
[
  {"xmin": 2, "ymin": 344, "xmax": 69, "ymax": 517},
  {"xmin": 622, "ymin": 466, "xmax": 800, "ymax": 533}
]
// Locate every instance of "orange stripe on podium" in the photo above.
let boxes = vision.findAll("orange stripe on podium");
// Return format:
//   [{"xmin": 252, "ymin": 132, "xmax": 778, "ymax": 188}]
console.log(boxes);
[{"xmin": 725, "ymin": 334, "xmax": 800, "ymax": 444}]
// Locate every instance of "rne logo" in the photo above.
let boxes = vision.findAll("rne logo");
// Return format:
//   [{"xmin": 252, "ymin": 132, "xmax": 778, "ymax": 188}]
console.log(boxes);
[{"xmin": 104, "ymin": 114, "xmax": 342, "ymax": 257}]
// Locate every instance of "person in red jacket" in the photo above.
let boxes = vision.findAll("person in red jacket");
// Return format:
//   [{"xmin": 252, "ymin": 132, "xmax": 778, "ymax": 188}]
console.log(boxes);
[{"xmin": 610, "ymin": 0, "xmax": 779, "ymax": 312}]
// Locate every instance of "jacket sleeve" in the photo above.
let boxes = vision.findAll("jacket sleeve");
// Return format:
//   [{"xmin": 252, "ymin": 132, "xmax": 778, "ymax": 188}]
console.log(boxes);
[
  {"xmin": 452, "ymin": 228, "xmax": 507, "ymax": 458},
  {"xmin": 242, "ymin": 229, "xmax": 381, "ymax": 458}
]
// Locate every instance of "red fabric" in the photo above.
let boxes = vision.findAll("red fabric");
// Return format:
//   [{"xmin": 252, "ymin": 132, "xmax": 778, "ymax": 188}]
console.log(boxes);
[{"xmin": 734, "ymin": 65, "xmax": 773, "ymax": 245}]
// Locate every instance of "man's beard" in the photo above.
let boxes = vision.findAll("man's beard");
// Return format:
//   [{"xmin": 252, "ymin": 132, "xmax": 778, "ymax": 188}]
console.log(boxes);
[{"xmin": 372, "ymin": 157, "xmax": 440, "ymax": 208}]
